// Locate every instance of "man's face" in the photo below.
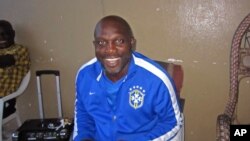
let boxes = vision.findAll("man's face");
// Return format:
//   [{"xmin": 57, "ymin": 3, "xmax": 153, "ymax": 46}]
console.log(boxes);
[
  {"xmin": 93, "ymin": 21, "xmax": 134, "ymax": 79},
  {"xmin": 0, "ymin": 26, "xmax": 15, "ymax": 49}
]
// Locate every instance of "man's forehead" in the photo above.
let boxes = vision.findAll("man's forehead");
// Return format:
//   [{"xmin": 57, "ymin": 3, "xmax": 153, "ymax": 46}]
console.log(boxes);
[
  {"xmin": 95, "ymin": 21, "xmax": 128, "ymax": 37},
  {"xmin": 0, "ymin": 22, "xmax": 13, "ymax": 29},
  {"xmin": 0, "ymin": 26, "xmax": 8, "ymax": 33}
]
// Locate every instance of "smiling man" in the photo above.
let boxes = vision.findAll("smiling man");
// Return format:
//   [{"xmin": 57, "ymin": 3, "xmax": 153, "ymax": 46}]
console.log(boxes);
[{"xmin": 74, "ymin": 15, "xmax": 183, "ymax": 141}]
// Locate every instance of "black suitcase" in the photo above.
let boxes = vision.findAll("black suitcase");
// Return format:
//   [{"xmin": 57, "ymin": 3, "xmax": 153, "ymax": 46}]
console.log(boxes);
[{"xmin": 12, "ymin": 70, "xmax": 73, "ymax": 141}]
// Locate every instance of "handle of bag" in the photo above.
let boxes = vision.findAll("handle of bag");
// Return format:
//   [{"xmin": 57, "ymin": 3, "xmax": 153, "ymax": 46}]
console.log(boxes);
[
  {"xmin": 36, "ymin": 70, "xmax": 62, "ymax": 119},
  {"xmin": 36, "ymin": 70, "xmax": 60, "ymax": 76}
]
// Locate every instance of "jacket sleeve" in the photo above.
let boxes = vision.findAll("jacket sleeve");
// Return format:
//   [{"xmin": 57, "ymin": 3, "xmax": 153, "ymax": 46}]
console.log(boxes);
[
  {"xmin": 73, "ymin": 73, "xmax": 95, "ymax": 141},
  {"xmin": 146, "ymin": 79, "xmax": 183, "ymax": 141}
]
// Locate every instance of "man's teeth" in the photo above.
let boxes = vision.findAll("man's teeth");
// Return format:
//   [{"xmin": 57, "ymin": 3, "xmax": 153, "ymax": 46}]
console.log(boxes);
[
  {"xmin": 106, "ymin": 58, "xmax": 119, "ymax": 62},
  {"xmin": 105, "ymin": 58, "xmax": 119, "ymax": 66}
]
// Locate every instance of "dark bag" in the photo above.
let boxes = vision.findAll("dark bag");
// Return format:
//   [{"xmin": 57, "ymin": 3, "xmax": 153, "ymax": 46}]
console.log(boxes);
[{"xmin": 12, "ymin": 70, "xmax": 73, "ymax": 141}]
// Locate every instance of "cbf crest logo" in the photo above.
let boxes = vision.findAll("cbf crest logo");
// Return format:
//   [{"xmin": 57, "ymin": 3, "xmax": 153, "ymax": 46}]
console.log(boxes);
[{"xmin": 129, "ymin": 85, "xmax": 145, "ymax": 109}]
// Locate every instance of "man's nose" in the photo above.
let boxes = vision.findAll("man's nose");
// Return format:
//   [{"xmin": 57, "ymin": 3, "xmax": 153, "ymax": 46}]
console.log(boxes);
[{"xmin": 105, "ymin": 41, "xmax": 117, "ymax": 54}]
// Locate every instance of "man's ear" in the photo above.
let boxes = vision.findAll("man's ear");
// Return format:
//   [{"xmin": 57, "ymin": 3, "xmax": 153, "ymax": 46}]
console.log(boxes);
[{"xmin": 130, "ymin": 38, "xmax": 136, "ymax": 51}]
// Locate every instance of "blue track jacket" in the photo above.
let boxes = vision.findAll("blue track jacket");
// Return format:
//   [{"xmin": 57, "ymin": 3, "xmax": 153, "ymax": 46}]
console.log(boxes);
[{"xmin": 73, "ymin": 52, "xmax": 183, "ymax": 141}]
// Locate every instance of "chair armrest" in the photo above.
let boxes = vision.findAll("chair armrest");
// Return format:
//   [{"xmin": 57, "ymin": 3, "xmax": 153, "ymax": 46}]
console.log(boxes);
[{"xmin": 216, "ymin": 114, "xmax": 231, "ymax": 141}]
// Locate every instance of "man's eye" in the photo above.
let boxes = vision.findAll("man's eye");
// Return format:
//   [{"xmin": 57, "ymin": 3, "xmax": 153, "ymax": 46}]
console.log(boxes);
[
  {"xmin": 115, "ymin": 39, "xmax": 125, "ymax": 45},
  {"xmin": 95, "ymin": 40, "xmax": 107, "ymax": 46},
  {"xmin": 98, "ymin": 41, "xmax": 106, "ymax": 45}
]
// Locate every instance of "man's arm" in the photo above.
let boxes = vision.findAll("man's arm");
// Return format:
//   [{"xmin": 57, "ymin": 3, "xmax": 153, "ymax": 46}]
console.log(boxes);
[
  {"xmin": 0, "ymin": 54, "xmax": 15, "ymax": 68},
  {"xmin": 146, "ymin": 81, "xmax": 183, "ymax": 140},
  {"xmin": 15, "ymin": 46, "xmax": 30, "ymax": 71},
  {"xmin": 73, "ymin": 96, "xmax": 95, "ymax": 141},
  {"xmin": 0, "ymin": 46, "xmax": 30, "ymax": 96},
  {"xmin": 73, "ymin": 74, "xmax": 95, "ymax": 141}
]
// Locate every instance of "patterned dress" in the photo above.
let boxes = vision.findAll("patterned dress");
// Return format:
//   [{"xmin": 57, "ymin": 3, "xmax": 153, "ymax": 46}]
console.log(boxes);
[{"xmin": 0, "ymin": 44, "xmax": 30, "ymax": 118}]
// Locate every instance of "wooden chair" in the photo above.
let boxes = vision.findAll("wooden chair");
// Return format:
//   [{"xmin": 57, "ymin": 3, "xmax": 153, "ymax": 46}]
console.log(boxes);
[
  {"xmin": 216, "ymin": 13, "xmax": 250, "ymax": 141},
  {"xmin": 155, "ymin": 60, "xmax": 185, "ymax": 141},
  {"xmin": 0, "ymin": 70, "xmax": 31, "ymax": 141}
]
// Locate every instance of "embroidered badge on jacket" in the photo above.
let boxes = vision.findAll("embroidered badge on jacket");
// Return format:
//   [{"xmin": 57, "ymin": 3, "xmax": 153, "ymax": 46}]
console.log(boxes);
[{"xmin": 129, "ymin": 85, "xmax": 145, "ymax": 109}]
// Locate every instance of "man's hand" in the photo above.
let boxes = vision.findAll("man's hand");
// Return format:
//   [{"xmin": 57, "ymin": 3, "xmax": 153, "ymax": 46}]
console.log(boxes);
[{"xmin": 0, "ymin": 54, "xmax": 15, "ymax": 68}]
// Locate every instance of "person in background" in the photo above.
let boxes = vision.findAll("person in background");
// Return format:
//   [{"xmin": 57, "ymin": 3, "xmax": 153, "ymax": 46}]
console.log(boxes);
[
  {"xmin": 73, "ymin": 15, "xmax": 183, "ymax": 141},
  {"xmin": 0, "ymin": 20, "xmax": 30, "ymax": 119}
]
